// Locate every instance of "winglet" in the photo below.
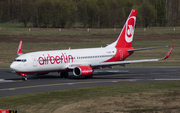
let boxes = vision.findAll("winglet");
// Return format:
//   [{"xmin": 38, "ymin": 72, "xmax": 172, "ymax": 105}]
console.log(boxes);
[
  {"xmin": 17, "ymin": 40, "xmax": 23, "ymax": 56},
  {"xmin": 161, "ymin": 45, "xmax": 174, "ymax": 60}
]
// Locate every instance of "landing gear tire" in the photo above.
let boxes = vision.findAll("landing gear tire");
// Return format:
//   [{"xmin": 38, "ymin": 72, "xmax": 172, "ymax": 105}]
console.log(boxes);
[
  {"xmin": 22, "ymin": 77, "xmax": 27, "ymax": 81},
  {"xmin": 60, "ymin": 72, "xmax": 69, "ymax": 78},
  {"xmin": 89, "ymin": 75, "xmax": 93, "ymax": 78},
  {"xmin": 85, "ymin": 75, "xmax": 93, "ymax": 79}
]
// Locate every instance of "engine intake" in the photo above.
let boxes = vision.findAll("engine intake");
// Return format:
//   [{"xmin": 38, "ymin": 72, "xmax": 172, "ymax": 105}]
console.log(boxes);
[{"xmin": 73, "ymin": 66, "xmax": 93, "ymax": 76}]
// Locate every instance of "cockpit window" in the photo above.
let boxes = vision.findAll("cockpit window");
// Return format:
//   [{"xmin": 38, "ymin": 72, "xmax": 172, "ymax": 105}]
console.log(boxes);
[{"xmin": 14, "ymin": 59, "xmax": 27, "ymax": 62}]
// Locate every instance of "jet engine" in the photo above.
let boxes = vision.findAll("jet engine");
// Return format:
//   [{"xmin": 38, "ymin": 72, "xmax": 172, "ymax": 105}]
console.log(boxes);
[{"xmin": 73, "ymin": 66, "xmax": 93, "ymax": 76}]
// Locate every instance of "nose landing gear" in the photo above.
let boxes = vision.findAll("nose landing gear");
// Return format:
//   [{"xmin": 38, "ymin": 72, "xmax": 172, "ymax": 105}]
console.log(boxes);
[
  {"xmin": 20, "ymin": 73, "xmax": 27, "ymax": 81},
  {"xmin": 22, "ymin": 76, "xmax": 27, "ymax": 81}
]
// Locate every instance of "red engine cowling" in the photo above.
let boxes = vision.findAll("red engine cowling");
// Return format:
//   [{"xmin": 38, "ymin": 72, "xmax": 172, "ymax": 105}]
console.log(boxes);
[{"xmin": 73, "ymin": 66, "xmax": 93, "ymax": 76}]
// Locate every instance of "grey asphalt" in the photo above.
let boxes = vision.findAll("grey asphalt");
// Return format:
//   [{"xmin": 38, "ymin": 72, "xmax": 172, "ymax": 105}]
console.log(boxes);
[{"xmin": 0, "ymin": 67, "xmax": 180, "ymax": 98}]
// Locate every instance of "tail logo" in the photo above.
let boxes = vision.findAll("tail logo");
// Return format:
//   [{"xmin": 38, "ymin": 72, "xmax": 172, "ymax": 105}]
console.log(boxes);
[{"xmin": 125, "ymin": 17, "xmax": 136, "ymax": 43}]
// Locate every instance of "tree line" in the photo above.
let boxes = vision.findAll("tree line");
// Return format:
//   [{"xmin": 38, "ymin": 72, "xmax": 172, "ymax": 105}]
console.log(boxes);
[{"xmin": 0, "ymin": 0, "xmax": 179, "ymax": 28}]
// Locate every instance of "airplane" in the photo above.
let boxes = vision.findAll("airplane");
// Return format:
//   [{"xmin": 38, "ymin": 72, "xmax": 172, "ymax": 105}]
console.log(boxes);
[{"xmin": 10, "ymin": 9, "xmax": 174, "ymax": 81}]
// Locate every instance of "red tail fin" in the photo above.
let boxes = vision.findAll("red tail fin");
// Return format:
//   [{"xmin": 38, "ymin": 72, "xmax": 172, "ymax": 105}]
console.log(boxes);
[{"xmin": 114, "ymin": 9, "xmax": 137, "ymax": 48}]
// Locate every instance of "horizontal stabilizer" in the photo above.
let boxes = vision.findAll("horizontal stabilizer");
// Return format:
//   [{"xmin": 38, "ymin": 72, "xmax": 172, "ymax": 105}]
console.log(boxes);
[{"xmin": 128, "ymin": 46, "xmax": 168, "ymax": 52}]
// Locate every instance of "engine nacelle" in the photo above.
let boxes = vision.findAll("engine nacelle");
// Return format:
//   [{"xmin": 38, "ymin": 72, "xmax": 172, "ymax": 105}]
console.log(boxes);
[{"xmin": 73, "ymin": 66, "xmax": 93, "ymax": 76}]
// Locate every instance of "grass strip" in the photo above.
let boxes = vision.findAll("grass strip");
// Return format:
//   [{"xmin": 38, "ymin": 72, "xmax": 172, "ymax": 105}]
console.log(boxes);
[{"xmin": 0, "ymin": 81, "xmax": 180, "ymax": 112}]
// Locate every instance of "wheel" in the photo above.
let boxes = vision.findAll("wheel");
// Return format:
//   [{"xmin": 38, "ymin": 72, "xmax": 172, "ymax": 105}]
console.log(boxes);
[
  {"xmin": 89, "ymin": 75, "xmax": 93, "ymax": 78},
  {"xmin": 60, "ymin": 72, "xmax": 69, "ymax": 78},
  {"xmin": 85, "ymin": 76, "xmax": 89, "ymax": 79},
  {"xmin": 85, "ymin": 75, "xmax": 93, "ymax": 79},
  {"xmin": 24, "ymin": 77, "xmax": 27, "ymax": 81},
  {"xmin": 22, "ymin": 77, "xmax": 27, "ymax": 81}
]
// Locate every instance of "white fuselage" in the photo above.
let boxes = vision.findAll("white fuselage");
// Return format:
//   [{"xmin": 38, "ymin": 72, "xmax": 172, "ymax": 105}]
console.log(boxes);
[{"xmin": 10, "ymin": 47, "xmax": 116, "ymax": 73}]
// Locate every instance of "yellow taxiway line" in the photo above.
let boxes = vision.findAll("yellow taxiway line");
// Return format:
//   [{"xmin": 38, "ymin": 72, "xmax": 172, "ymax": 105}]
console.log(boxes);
[{"xmin": 0, "ymin": 79, "xmax": 134, "ymax": 91}]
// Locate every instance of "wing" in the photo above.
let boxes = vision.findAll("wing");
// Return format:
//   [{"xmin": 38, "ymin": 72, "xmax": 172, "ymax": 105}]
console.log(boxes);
[
  {"xmin": 91, "ymin": 45, "xmax": 174, "ymax": 68},
  {"xmin": 67, "ymin": 64, "xmax": 82, "ymax": 69}
]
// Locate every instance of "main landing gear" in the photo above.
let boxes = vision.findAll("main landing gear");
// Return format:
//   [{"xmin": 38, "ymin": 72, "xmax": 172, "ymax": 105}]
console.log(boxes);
[
  {"xmin": 85, "ymin": 75, "xmax": 93, "ymax": 79},
  {"xmin": 60, "ymin": 72, "xmax": 69, "ymax": 78}
]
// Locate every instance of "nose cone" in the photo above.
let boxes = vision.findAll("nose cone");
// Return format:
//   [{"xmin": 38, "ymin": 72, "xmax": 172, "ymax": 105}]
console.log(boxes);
[{"xmin": 10, "ymin": 62, "xmax": 18, "ymax": 71}]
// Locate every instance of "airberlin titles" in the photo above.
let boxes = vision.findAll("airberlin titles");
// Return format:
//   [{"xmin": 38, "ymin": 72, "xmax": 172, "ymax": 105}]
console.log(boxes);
[{"xmin": 38, "ymin": 53, "xmax": 73, "ymax": 65}]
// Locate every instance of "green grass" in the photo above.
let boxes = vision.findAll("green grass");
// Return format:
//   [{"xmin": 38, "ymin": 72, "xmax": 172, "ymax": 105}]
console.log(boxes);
[
  {"xmin": 0, "ymin": 23, "xmax": 180, "ymax": 35},
  {"xmin": 0, "ymin": 81, "xmax": 180, "ymax": 112}
]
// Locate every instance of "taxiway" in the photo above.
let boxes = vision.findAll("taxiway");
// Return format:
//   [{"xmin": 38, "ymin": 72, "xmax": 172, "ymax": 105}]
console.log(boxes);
[{"xmin": 0, "ymin": 67, "xmax": 180, "ymax": 97}]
